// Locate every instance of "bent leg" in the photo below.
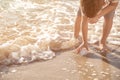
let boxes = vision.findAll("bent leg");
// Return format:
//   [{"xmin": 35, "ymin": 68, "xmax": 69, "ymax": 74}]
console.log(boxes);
[
  {"xmin": 100, "ymin": 11, "xmax": 115, "ymax": 50},
  {"xmin": 74, "ymin": 8, "xmax": 81, "ymax": 39}
]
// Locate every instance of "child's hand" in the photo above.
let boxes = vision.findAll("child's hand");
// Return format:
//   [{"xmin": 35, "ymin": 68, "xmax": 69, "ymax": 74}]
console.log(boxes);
[{"xmin": 88, "ymin": 16, "xmax": 99, "ymax": 24}]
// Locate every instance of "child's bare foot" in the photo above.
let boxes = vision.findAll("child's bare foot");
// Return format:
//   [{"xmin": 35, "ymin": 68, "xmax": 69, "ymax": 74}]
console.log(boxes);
[
  {"xmin": 93, "ymin": 41, "xmax": 111, "ymax": 52},
  {"xmin": 99, "ymin": 43, "xmax": 111, "ymax": 52},
  {"xmin": 91, "ymin": 41, "xmax": 111, "ymax": 53}
]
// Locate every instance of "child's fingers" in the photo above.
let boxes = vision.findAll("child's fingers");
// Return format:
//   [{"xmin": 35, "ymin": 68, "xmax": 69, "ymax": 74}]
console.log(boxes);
[
  {"xmin": 88, "ymin": 18, "xmax": 95, "ymax": 24},
  {"xmin": 88, "ymin": 18, "xmax": 97, "ymax": 24}
]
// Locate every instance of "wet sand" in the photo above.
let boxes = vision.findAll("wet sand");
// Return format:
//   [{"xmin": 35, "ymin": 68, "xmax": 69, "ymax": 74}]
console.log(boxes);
[
  {"xmin": 0, "ymin": 47, "xmax": 120, "ymax": 80},
  {"xmin": 0, "ymin": 0, "xmax": 120, "ymax": 80}
]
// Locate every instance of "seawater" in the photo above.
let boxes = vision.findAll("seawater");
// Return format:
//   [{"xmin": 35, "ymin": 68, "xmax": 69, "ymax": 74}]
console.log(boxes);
[{"xmin": 0, "ymin": 0, "xmax": 80, "ymax": 65}]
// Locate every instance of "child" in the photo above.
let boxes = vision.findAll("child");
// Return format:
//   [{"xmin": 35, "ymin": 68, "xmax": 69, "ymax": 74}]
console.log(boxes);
[{"xmin": 74, "ymin": 0, "xmax": 119, "ymax": 53}]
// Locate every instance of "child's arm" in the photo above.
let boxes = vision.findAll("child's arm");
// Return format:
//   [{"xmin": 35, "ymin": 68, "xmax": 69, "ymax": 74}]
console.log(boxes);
[
  {"xmin": 97, "ymin": 2, "xmax": 118, "ymax": 18},
  {"xmin": 89, "ymin": 1, "xmax": 119, "ymax": 24},
  {"xmin": 81, "ymin": 15, "xmax": 88, "ymax": 44}
]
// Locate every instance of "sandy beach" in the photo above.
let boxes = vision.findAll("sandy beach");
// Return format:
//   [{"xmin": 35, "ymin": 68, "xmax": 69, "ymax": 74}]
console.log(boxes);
[
  {"xmin": 0, "ymin": 0, "xmax": 120, "ymax": 80},
  {"xmin": 0, "ymin": 47, "xmax": 120, "ymax": 80}
]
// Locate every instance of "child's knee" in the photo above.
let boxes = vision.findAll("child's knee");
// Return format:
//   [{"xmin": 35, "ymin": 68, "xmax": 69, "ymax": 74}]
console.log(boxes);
[
  {"xmin": 77, "ymin": 9, "xmax": 81, "ymax": 16},
  {"xmin": 104, "ymin": 11, "xmax": 115, "ymax": 18}
]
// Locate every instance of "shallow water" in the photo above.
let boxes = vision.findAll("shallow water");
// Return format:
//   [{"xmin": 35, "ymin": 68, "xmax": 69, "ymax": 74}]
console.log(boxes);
[
  {"xmin": 0, "ymin": 0, "xmax": 80, "ymax": 65},
  {"xmin": 0, "ymin": 0, "xmax": 120, "ymax": 65}
]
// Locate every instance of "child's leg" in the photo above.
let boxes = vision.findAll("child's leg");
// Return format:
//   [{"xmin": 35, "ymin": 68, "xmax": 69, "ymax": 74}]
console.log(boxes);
[
  {"xmin": 74, "ymin": 8, "xmax": 81, "ymax": 39},
  {"xmin": 76, "ymin": 15, "xmax": 89, "ymax": 53},
  {"xmin": 100, "ymin": 11, "xmax": 115, "ymax": 50}
]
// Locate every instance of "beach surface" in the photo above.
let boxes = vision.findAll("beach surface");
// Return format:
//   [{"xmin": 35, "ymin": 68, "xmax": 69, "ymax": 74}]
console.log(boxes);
[{"xmin": 1, "ymin": 48, "xmax": 120, "ymax": 80}]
